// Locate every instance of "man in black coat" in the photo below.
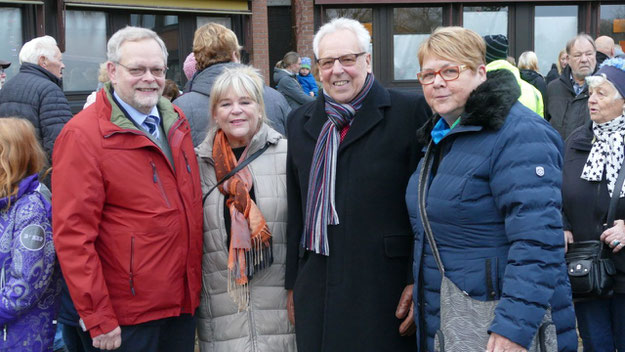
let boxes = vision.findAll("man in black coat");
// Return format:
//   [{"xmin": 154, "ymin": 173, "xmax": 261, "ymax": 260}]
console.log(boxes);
[
  {"xmin": 0, "ymin": 35, "xmax": 72, "ymax": 160},
  {"xmin": 285, "ymin": 17, "xmax": 430, "ymax": 351},
  {"xmin": 547, "ymin": 34, "xmax": 596, "ymax": 140}
]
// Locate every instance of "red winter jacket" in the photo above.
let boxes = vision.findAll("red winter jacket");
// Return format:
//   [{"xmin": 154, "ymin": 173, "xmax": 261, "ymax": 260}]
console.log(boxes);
[{"xmin": 52, "ymin": 85, "xmax": 203, "ymax": 338}]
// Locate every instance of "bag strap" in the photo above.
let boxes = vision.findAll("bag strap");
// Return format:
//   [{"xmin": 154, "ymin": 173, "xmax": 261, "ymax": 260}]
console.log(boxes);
[
  {"xmin": 202, "ymin": 141, "xmax": 271, "ymax": 206},
  {"xmin": 417, "ymin": 140, "xmax": 446, "ymax": 275}
]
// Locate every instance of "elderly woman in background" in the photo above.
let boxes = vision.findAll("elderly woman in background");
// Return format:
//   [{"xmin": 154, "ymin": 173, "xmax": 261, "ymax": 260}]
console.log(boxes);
[
  {"xmin": 195, "ymin": 65, "xmax": 295, "ymax": 352},
  {"xmin": 405, "ymin": 26, "xmax": 577, "ymax": 351},
  {"xmin": 561, "ymin": 57, "xmax": 625, "ymax": 351},
  {"xmin": 518, "ymin": 51, "xmax": 547, "ymax": 102},
  {"xmin": 273, "ymin": 51, "xmax": 314, "ymax": 110}
]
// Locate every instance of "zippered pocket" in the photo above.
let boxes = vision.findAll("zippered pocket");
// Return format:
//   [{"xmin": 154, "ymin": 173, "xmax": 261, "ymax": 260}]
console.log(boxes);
[
  {"xmin": 182, "ymin": 151, "xmax": 196, "ymax": 199},
  {"xmin": 129, "ymin": 236, "xmax": 136, "ymax": 296},
  {"xmin": 150, "ymin": 161, "xmax": 172, "ymax": 208}
]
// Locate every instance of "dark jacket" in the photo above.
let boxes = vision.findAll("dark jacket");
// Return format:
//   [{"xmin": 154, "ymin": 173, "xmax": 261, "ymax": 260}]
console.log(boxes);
[
  {"xmin": 520, "ymin": 68, "xmax": 548, "ymax": 106},
  {"xmin": 407, "ymin": 70, "xmax": 577, "ymax": 352},
  {"xmin": 596, "ymin": 51, "xmax": 610, "ymax": 67},
  {"xmin": 546, "ymin": 63, "xmax": 560, "ymax": 84},
  {"xmin": 285, "ymin": 79, "xmax": 430, "ymax": 352},
  {"xmin": 273, "ymin": 68, "xmax": 314, "ymax": 110},
  {"xmin": 174, "ymin": 62, "xmax": 291, "ymax": 144},
  {"xmin": 562, "ymin": 120, "xmax": 625, "ymax": 292},
  {"xmin": 0, "ymin": 63, "xmax": 72, "ymax": 159},
  {"xmin": 547, "ymin": 65, "xmax": 591, "ymax": 140}
]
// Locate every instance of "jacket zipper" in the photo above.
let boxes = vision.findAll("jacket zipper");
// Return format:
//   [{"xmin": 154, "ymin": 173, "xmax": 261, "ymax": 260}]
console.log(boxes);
[
  {"xmin": 182, "ymin": 151, "xmax": 196, "ymax": 198},
  {"xmin": 150, "ymin": 161, "xmax": 172, "ymax": 208},
  {"xmin": 247, "ymin": 289, "xmax": 258, "ymax": 351},
  {"xmin": 129, "ymin": 236, "xmax": 136, "ymax": 296}
]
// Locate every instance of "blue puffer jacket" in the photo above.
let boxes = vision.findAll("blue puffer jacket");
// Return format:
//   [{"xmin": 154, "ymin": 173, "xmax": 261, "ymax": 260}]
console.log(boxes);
[
  {"xmin": 406, "ymin": 70, "xmax": 577, "ymax": 351},
  {"xmin": 0, "ymin": 174, "xmax": 61, "ymax": 351},
  {"xmin": 0, "ymin": 63, "xmax": 72, "ymax": 160}
]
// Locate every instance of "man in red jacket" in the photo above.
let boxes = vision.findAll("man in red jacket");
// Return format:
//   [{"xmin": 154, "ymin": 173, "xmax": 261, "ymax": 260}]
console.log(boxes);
[{"xmin": 52, "ymin": 26, "xmax": 203, "ymax": 351}]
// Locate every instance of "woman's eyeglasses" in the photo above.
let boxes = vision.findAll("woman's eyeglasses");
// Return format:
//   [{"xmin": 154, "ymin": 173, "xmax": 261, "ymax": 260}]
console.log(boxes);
[{"xmin": 417, "ymin": 65, "xmax": 468, "ymax": 85}]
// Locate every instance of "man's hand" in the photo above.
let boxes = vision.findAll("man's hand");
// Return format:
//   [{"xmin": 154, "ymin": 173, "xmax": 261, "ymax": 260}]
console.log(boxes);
[
  {"xmin": 287, "ymin": 289, "xmax": 295, "ymax": 326},
  {"xmin": 486, "ymin": 332, "xmax": 526, "ymax": 352},
  {"xmin": 395, "ymin": 284, "xmax": 415, "ymax": 336},
  {"xmin": 564, "ymin": 230, "xmax": 574, "ymax": 253},
  {"xmin": 92, "ymin": 326, "xmax": 121, "ymax": 350}
]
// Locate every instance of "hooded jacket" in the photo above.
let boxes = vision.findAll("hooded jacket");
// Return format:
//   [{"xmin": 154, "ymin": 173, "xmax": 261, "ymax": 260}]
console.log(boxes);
[
  {"xmin": 486, "ymin": 60, "xmax": 544, "ymax": 117},
  {"xmin": 273, "ymin": 68, "xmax": 314, "ymax": 111},
  {"xmin": 520, "ymin": 68, "xmax": 548, "ymax": 106},
  {"xmin": 174, "ymin": 62, "xmax": 291, "ymax": 143},
  {"xmin": 196, "ymin": 123, "xmax": 295, "ymax": 352},
  {"xmin": 52, "ymin": 83, "xmax": 203, "ymax": 338},
  {"xmin": 0, "ymin": 175, "xmax": 60, "ymax": 351},
  {"xmin": 407, "ymin": 69, "xmax": 577, "ymax": 351},
  {"xmin": 0, "ymin": 63, "xmax": 72, "ymax": 159}
]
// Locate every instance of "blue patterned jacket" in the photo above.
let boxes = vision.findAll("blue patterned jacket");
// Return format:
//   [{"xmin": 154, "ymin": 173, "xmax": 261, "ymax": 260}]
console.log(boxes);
[{"xmin": 0, "ymin": 175, "xmax": 60, "ymax": 351}]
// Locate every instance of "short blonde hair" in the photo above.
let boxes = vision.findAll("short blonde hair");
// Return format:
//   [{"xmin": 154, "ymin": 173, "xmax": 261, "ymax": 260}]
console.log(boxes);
[
  {"xmin": 518, "ymin": 51, "xmax": 539, "ymax": 72},
  {"xmin": 210, "ymin": 65, "xmax": 266, "ymax": 126},
  {"xmin": 194, "ymin": 23, "xmax": 241, "ymax": 71},
  {"xmin": 418, "ymin": 27, "xmax": 485, "ymax": 71},
  {"xmin": 0, "ymin": 118, "xmax": 46, "ymax": 206}
]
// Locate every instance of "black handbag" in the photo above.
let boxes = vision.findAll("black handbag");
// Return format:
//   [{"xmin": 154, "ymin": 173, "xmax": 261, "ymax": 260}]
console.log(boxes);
[{"xmin": 564, "ymin": 153, "xmax": 625, "ymax": 298}]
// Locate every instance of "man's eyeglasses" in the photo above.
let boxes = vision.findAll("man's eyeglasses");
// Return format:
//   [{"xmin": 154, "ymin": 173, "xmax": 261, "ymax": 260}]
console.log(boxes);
[
  {"xmin": 115, "ymin": 62, "xmax": 168, "ymax": 77},
  {"xmin": 417, "ymin": 65, "xmax": 469, "ymax": 85},
  {"xmin": 317, "ymin": 52, "xmax": 367, "ymax": 70}
]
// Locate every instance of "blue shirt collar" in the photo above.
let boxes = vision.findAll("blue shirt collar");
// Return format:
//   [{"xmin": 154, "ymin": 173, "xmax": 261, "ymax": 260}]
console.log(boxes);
[
  {"xmin": 431, "ymin": 117, "xmax": 461, "ymax": 144},
  {"xmin": 113, "ymin": 91, "xmax": 160, "ymax": 126}
]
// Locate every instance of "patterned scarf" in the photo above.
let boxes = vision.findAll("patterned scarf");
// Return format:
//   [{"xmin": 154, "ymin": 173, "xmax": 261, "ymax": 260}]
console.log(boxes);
[
  {"xmin": 581, "ymin": 114, "xmax": 625, "ymax": 197},
  {"xmin": 301, "ymin": 73, "xmax": 375, "ymax": 255},
  {"xmin": 212, "ymin": 130, "xmax": 273, "ymax": 310}
]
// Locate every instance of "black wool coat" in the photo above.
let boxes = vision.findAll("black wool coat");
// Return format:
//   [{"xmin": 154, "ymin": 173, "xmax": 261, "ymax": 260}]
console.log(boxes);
[
  {"xmin": 546, "ymin": 65, "xmax": 592, "ymax": 140},
  {"xmin": 285, "ymin": 79, "xmax": 430, "ymax": 352},
  {"xmin": 562, "ymin": 120, "xmax": 625, "ymax": 292}
]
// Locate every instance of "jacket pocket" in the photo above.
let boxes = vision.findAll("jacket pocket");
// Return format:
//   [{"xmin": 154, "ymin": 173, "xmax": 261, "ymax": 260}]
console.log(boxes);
[
  {"xmin": 384, "ymin": 234, "xmax": 412, "ymax": 258},
  {"xmin": 150, "ymin": 160, "xmax": 172, "ymax": 208}
]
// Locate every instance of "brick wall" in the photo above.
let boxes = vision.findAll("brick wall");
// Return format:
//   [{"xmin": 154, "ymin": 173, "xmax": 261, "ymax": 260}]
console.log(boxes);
[
  {"xmin": 250, "ymin": 0, "xmax": 270, "ymax": 84},
  {"xmin": 293, "ymin": 0, "xmax": 315, "ymax": 61}
]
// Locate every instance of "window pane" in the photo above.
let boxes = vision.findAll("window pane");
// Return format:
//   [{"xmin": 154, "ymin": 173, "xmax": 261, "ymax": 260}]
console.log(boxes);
[
  {"xmin": 197, "ymin": 16, "xmax": 232, "ymax": 29},
  {"xmin": 600, "ymin": 5, "xmax": 625, "ymax": 56},
  {"xmin": 64, "ymin": 11, "xmax": 107, "ymax": 92},
  {"xmin": 393, "ymin": 7, "xmax": 442, "ymax": 80},
  {"xmin": 131, "ymin": 14, "xmax": 182, "ymax": 87},
  {"xmin": 323, "ymin": 9, "xmax": 373, "ymax": 58},
  {"xmin": 534, "ymin": 6, "xmax": 577, "ymax": 75},
  {"xmin": 463, "ymin": 6, "xmax": 508, "ymax": 37},
  {"xmin": 0, "ymin": 7, "xmax": 23, "ymax": 82}
]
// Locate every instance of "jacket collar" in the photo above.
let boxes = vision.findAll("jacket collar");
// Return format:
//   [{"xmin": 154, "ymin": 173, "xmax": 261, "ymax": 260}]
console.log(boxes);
[
  {"xmin": 196, "ymin": 123, "xmax": 282, "ymax": 161},
  {"xmin": 302, "ymin": 79, "xmax": 390, "ymax": 152},
  {"xmin": 567, "ymin": 119, "xmax": 594, "ymax": 151},
  {"xmin": 417, "ymin": 69, "xmax": 521, "ymax": 144},
  {"xmin": 19, "ymin": 62, "xmax": 62, "ymax": 88},
  {"xmin": 0, "ymin": 174, "xmax": 40, "ymax": 209},
  {"xmin": 190, "ymin": 62, "xmax": 240, "ymax": 95}
]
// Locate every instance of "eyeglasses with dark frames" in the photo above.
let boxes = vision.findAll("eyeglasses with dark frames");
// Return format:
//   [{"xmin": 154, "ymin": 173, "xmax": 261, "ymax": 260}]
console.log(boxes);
[
  {"xmin": 115, "ymin": 62, "xmax": 168, "ymax": 78},
  {"xmin": 417, "ymin": 65, "xmax": 469, "ymax": 85},
  {"xmin": 316, "ymin": 52, "xmax": 367, "ymax": 70}
]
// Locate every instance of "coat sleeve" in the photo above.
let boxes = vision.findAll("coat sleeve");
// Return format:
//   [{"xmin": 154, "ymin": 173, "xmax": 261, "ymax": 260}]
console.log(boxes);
[
  {"xmin": 0, "ymin": 195, "xmax": 56, "ymax": 325},
  {"xmin": 285, "ymin": 111, "xmax": 304, "ymax": 289},
  {"xmin": 279, "ymin": 77, "xmax": 315, "ymax": 106},
  {"xmin": 487, "ymin": 117, "xmax": 565, "ymax": 348},
  {"xmin": 39, "ymin": 85, "xmax": 72, "ymax": 159},
  {"xmin": 52, "ymin": 128, "xmax": 118, "ymax": 338}
]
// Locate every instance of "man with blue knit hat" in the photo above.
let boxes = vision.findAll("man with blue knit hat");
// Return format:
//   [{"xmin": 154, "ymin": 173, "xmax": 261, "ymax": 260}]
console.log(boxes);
[
  {"xmin": 483, "ymin": 34, "xmax": 545, "ymax": 117},
  {"xmin": 297, "ymin": 56, "xmax": 318, "ymax": 97}
]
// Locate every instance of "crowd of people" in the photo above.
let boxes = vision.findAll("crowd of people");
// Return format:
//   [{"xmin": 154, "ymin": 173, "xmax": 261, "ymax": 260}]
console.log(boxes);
[{"xmin": 0, "ymin": 14, "xmax": 624, "ymax": 352}]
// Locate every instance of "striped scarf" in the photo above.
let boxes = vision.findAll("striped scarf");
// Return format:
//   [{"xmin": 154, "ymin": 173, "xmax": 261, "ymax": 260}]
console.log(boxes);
[{"xmin": 301, "ymin": 73, "xmax": 374, "ymax": 255}]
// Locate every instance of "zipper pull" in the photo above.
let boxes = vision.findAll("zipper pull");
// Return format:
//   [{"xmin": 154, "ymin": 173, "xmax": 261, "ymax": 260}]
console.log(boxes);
[
  {"xmin": 151, "ymin": 162, "xmax": 157, "ymax": 183},
  {"xmin": 3, "ymin": 325, "xmax": 6, "ymax": 341},
  {"xmin": 183, "ymin": 152, "xmax": 192, "ymax": 173}
]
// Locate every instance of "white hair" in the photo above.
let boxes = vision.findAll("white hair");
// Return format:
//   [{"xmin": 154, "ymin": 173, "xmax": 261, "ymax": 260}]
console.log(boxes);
[
  {"xmin": 586, "ymin": 74, "xmax": 623, "ymax": 101},
  {"xmin": 19, "ymin": 36, "xmax": 58, "ymax": 65},
  {"xmin": 313, "ymin": 18, "xmax": 370, "ymax": 59},
  {"xmin": 107, "ymin": 26, "xmax": 168, "ymax": 63}
]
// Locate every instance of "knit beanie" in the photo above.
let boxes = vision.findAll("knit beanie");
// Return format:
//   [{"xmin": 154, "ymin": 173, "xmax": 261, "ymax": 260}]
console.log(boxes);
[
  {"xmin": 301, "ymin": 56, "xmax": 311, "ymax": 69},
  {"xmin": 596, "ymin": 57, "xmax": 625, "ymax": 99},
  {"xmin": 483, "ymin": 35, "xmax": 508, "ymax": 64},
  {"xmin": 183, "ymin": 53, "xmax": 197, "ymax": 80}
]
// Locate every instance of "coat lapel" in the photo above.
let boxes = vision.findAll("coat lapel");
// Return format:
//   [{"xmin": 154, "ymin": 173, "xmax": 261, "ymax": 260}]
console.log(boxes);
[{"xmin": 304, "ymin": 98, "xmax": 329, "ymax": 141}]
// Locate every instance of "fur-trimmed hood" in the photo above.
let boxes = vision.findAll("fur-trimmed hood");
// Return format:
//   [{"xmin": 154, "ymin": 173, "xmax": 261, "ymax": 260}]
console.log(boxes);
[{"xmin": 417, "ymin": 69, "xmax": 521, "ymax": 143}]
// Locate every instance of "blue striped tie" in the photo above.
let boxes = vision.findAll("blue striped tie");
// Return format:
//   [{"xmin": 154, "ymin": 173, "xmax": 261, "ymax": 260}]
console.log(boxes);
[{"xmin": 144, "ymin": 115, "xmax": 160, "ymax": 139}]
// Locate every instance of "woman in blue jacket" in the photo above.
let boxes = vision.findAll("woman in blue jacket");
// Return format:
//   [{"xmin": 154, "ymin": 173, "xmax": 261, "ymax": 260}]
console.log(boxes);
[
  {"xmin": 0, "ymin": 118, "xmax": 60, "ymax": 351},
  {"xmin": 406, "ymin": 27, "xmax": 577, "ymax": 351}
]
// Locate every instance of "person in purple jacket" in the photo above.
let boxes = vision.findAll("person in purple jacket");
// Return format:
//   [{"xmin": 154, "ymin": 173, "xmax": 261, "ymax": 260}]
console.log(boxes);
[{"xmin": 0, "ymin": 117, "xmax": 60, "ymax": 352}]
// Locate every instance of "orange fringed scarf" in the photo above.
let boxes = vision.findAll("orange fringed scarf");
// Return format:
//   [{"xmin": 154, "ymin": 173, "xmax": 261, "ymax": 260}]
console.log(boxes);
[{"xmin": 212, "ymin": 130, "xmax": 273, "ymax": 310}]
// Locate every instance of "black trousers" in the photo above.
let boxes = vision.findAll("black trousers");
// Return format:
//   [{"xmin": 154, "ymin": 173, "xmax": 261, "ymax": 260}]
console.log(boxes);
[{"xmin": 63, "ymin": 314, "xmax": 196, "ymax": 352}]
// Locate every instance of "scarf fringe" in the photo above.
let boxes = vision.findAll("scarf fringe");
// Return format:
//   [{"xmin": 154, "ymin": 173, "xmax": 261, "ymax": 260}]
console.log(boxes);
[{"xmin": 227, "ymin": 237, "xmax": 274, "ymax": 310}]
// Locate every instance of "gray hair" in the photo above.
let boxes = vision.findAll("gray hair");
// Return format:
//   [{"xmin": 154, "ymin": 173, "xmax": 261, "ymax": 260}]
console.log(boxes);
[
  {"xmin": 107, "ymin": 26, "xmax": 168, "ymax": 63},
  {"xmin": 313, "ymin": 18, "xmax": 370, "ymax": 59},
  {"xmin": 566, "ymin": 33, "xmax": 596, "ymax": 55},
  {"xmin": 586, "ymin": 74, "xmax": 623, "ymax": 101},
  {"xmin": 209, "ymin": 65, "xmax": 267, "ymax": 128},
  {"xmin": 19, "ymin": 36, "xmax": 59, "ymax": 65}
]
